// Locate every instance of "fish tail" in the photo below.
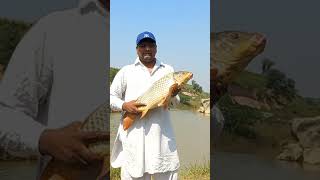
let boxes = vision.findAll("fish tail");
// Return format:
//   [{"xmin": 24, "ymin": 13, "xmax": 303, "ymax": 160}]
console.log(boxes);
[
  {"xmin": 123, "ymin": 113, "xmax": 138, "ymax": 130},
  {"xmin": 140, "ymin": 108, "xmax": 149, "ymax": 119}
]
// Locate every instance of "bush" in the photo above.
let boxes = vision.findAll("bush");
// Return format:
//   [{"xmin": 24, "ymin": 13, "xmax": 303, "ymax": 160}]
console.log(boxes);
[
  {"xmin": 265, "ymin": 69, "xmax": 297, "ymax": 102},
  {"xmin": 0, "ymin": 18, "xmax": 31, "ymax": 67},
  {"xmin": 191, "ymin": 80, "xmax": 203, "ymax": 94},
  {"xmin": 179, "ymin": 93, "xmax": 192, "ymax": 105},
  {"xmin": 218, "ymin": 95, "xmax": 262, "ymax": 138},
  {"xmin": 109, "ymin": 67, "xmax": 120, "ymax": 84}
]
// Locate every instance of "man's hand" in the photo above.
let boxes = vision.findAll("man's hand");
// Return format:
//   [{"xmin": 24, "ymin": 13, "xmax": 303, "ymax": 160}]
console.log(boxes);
[
  {"xmin": 122, "ymin": 100, "xmax": 145, "ymax": 114},
  {"xmin": 39, "ymin": 122, "xmax": 109, "ymax": 165},
  {"xmin": 171, "ymin": 83, "xmax": 181, "ymax": 97},
  {"xmin": 211, "ymin": 68, "xmax": 228, "ymax": 105}
]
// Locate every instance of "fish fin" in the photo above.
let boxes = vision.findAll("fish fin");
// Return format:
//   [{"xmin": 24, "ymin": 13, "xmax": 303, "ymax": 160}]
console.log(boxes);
[
  {"xmin": 162, "ymin": 95, "xmax": 171, "ymax": 110},
  {"xmin": 158, "ymin": 95, "xmax": 171, "ymax": 109},
  {"xmin": 158, "ymin": 96, "xmax": 168, "ymax": 107},
  {"xmin": 140, "ymin": 108, "xmax": 149, "ymax": 119},
  {"xmin": 123, "ymin": 113, "xmax": 137, "ymax": 130},
  {"xmin": 158, "ymin": 83, "xmax": 178, "ymax": 109}
]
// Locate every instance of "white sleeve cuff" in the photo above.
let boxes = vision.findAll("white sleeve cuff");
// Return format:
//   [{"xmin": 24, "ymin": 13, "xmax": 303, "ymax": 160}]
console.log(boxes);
[
  {"xmin": 110, "ymin": 95, "xmax": 125, "ymax": 111},
  {"xmin": 170, "ymin": 95, "xmax": 180, "ymax": 108},
  {"xmin": 0, "ymin": 106, "xmax": 46, "ymax": 153}
]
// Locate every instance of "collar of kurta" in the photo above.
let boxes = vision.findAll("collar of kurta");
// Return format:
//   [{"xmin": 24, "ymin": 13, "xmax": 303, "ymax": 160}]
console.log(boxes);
[
  {"xmin": 79, "ymin": 0, "xmax": 108, "ymax": 17},
  {"xmin": 134, "ymin": 57, "xmax": 165, "ymax": 75},
  {"xmin": 134, "ymin": 57, "xmax": 164, "ymax": 67}
]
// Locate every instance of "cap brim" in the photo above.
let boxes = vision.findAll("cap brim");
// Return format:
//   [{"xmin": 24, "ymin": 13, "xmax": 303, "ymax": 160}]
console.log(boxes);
[{"xmin": 137, "ymin": 38, "xmax": 156, "ymax": 45}]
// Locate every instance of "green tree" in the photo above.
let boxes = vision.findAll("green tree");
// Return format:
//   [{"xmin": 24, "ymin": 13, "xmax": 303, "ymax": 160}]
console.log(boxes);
[
  {"xmin": 179, "ymin": 94, "xmax": 191, "ymax": 105},
  {"xmin": 261, "ymin": 58, "xmax": 275, "ymax": 74},
  {"xmin": 191, "ymin": 80, "xmax": 202, "ymax": 94},
  {"xmin": 265, "ymin": 69, "xmax": 297, "ymax": 101},
  {"xmin": 109, "ymin": 67, "xmax": 120, "ymax": 84},
  {"xmin": 0, "ymin": 18, "xmax": 31, "ymax": 67}
]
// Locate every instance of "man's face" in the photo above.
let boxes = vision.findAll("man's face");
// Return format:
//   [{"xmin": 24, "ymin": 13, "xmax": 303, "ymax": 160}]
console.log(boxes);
[{"xmin": 136, "ymin": 39, "xmax": 157, "ymax": 63}]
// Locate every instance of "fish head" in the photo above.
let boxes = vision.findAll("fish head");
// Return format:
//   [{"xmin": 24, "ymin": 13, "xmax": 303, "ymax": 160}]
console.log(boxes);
[
  {"xmin": 211, "ymin": 31, "xmax": 266, "ymax": 83},
  {"xmin": 173, "ymin": 71, "xmax": 193, "ymax": 86}
]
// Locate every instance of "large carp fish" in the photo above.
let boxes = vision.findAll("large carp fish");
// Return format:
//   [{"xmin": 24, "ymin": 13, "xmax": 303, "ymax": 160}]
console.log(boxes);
[
  {"xmin": 211, "ymin": 31, "xmax": 266, "ymax": 104},
  {"xmin": 123, "ymin": 71, "xmax": 193, "ymax": 130},
  {"xmin": 41, "ymin": 102, "xmax": 109, "ymax": 180}
]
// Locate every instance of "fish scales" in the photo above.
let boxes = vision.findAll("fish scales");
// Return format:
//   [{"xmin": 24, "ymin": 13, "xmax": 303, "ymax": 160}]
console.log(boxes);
[
  {"xmin": 81, "ymin": 102, "xmax": 110, "ymax": 155},
  {"xmin": 136, "ymin": 73, "xmax": 175, "ymax": 109}
]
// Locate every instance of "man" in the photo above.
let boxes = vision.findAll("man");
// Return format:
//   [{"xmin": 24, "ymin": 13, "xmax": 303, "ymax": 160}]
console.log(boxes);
[
  {"xmin": 110, "ymin": 31, "xmax": 180, "ymax": 180},
  {"xmin": 0, "ymin": 0, "xmax": 109, "ymax": 179}
]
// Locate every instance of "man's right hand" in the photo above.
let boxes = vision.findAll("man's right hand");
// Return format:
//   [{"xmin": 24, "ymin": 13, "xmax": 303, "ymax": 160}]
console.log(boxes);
[
  {"xmin": 122, "ymin": 100, "xmax": 145, "ymax": 114},
  {"xmin": 39, "ymin": 122, "xmax": 109, "ymax": 165}
]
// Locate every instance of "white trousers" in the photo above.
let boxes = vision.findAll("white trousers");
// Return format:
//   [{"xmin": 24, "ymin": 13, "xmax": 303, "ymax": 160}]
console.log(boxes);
[{"xmin": 121, "ymin": 168, "xmax": 178, "ymax": 180}]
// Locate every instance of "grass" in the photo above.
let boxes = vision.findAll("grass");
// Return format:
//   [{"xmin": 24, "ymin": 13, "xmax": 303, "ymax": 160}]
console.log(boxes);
[
  {"xmin": 110, "ymin": 162, "xmax": 210, "ymax": 180},
  {"xmin": 179, "ymin": 162, "xmax": 210, "ymax": 180},
  {"xmin": 110, "ymin": 168, "xmax": 121, "ymax": 180}
]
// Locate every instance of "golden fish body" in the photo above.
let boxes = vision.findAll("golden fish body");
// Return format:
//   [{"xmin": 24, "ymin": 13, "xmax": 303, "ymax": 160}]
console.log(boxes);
[
  {"xmin": 137, "ymin": 71, "xmax": 192, "ymax": 110},
  {"xmin": 41, "ymin": 102, "xmax": 110, "ymax": 180},
  {"xmin": 123, "ymin": 71, "xmax": 193, "ymax": 130}
]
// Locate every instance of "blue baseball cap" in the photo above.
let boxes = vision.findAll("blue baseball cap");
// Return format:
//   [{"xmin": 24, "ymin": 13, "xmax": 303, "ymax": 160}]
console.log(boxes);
[{"xmin": 136, "ymin": 31, "xmax": 156, "ymax": 45}]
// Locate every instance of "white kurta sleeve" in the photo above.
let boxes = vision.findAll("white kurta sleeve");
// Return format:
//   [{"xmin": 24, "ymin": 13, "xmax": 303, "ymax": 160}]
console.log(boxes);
[
  {"xmin": 211, "ymin": 105, "xmax": 224, "ymax": 141},
  {"xmin": 170, "ymin": 95, "xmax": 180, "ymax": 108},
  {"xmin": 0, "ymin": 18, "xmax": 52, "ymax": 151},
  {"xmin": 110, "ymin": 68, "xmax": 126, "ymax": 111}
]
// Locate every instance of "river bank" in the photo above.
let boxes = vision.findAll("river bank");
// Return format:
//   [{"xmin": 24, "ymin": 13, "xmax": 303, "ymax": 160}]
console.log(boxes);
[
  {"xmin": 213, "ymin": 151, "xmax": 320, "ymax": 180},
  {"xmin": 214, "ymin": 118, "xmax": 320, "ymax": 174},
  {"xmin": 215, "ymin": 121, "xmax": 290, "ymax": 157}
]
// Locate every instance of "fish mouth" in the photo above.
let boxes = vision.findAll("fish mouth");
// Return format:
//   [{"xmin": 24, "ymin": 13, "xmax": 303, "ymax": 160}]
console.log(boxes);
[
  {"xmin": 250, "ymin": 33, "xmax": 266, "ymax": 53},
  {"xmin": 184, "ymin": 73, "xmax": 193, "ymax": 85},
  {"xmin": 176, "ymin": 72, "xmax": 193, "ymax": 86},
  {"xmin": 254, "ymin": 33, "xmax": 266, "ymax": 44},
  {"xmin": 183, "ymin": 72, "xmax": 193, "ymax": 82}
]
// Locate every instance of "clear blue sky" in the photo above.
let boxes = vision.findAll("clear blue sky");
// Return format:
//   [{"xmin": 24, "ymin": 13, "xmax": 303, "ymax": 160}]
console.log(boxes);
[
  {"xmin": 110, "ymin": 0, "xmax": 210, "ymax": 92},
  {"xmin": 0, "ymin": 0, "xmax": 210, "ymax": 92}
]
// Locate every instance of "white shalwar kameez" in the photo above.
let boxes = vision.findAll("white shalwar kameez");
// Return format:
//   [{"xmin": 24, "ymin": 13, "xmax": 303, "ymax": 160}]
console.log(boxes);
[{"xmin": 110, "ymin": 58, "xmax": 180, "ymax": 179}]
